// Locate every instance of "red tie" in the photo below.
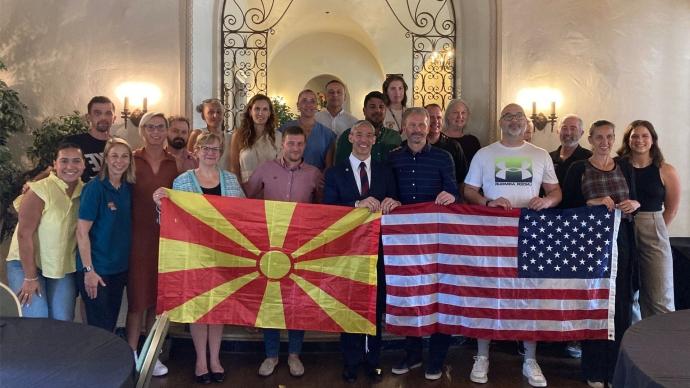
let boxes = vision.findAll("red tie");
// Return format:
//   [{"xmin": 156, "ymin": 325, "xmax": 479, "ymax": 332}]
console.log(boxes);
[{"xmin": 359, "ymin": 161, "xmax": 369, "ymax": 196}]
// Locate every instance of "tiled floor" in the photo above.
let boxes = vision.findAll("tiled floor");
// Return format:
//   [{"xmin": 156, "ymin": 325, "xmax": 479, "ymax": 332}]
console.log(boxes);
[{"xmin": 150, "ymin": 338, "xmax": 587, "ymax": 388}]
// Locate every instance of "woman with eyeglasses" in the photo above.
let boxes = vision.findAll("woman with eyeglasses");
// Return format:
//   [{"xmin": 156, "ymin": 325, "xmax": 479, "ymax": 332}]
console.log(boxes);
[
  {"xmin": 126, "ymin": 112, "xmax": 179, "ymax": 377},
  {"xmin": 154, "ymin": 132, "xmax": 244, "ymax": 384},
  {"xmin": 382, "ymin": 75, "xmax": 408, "ymax": 134},
  {"xmin": 228, "ymin": 94, "xmax": 282, "ymax": 184},
  {"xmin": 76, "ymin": 138, "xmax": 135, "ymax": 332},
  {"xmin": 617, "ymin": 120, "xmax": 680, "ymax": 318}
]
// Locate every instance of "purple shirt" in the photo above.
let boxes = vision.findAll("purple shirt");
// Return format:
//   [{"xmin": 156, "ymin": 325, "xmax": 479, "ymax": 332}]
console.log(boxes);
[{"xmin": 244, "ymin": 157, "xmax": 322, "ymax": 203}]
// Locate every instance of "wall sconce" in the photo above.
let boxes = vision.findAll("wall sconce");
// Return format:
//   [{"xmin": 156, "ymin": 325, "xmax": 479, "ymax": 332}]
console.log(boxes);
[
  {"xmin": 530, "ymin": 101, "xmax": 558, "ymax": 132},
  {"xmin": 121, "ymin": 97, "xmax": 148, "ymax": 128}
]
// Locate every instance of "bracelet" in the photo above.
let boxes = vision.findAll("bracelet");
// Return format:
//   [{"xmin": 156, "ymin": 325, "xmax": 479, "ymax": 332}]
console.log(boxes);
[{"xmin": 24, "ymin": 276, "xmax": 39, "ymax": 281}]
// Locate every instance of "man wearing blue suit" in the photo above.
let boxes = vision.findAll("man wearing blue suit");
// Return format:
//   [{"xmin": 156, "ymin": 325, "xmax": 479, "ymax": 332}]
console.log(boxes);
[{"xmin": 323, "ymin": 119, "xmax": 398, "ymax": 383}]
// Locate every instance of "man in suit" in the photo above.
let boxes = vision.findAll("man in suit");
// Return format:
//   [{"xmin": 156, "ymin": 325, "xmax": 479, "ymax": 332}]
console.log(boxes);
[{"xmin": 323, "ymin": 120, "xmax": 398, "ymax": 383}]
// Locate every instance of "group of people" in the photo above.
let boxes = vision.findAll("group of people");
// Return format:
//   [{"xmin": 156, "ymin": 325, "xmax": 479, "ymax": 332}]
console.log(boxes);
[{"xmin": 5, "ymin": 73, "xmax": 680, "ymax": 388}]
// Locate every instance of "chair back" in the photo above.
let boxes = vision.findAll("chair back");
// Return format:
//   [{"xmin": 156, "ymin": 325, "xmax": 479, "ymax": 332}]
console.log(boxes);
[
  {"xmin": 0, "ymin": 282, "xmax": 22, "ymax": 317},
  {"xmin": 135, "ymin": 311, "xmax": 170, "ymax": 388}
]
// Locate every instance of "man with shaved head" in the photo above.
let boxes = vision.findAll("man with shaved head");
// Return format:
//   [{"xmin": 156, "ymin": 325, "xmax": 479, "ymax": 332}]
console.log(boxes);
[{"xmin": 463, "ymin": 103, "xmax": 561, "ymax": 387}]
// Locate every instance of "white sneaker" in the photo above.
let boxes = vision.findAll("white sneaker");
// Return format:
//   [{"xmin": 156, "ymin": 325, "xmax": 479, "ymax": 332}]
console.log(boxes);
[
  {"xmin": 522, "ymin": 359, "xmax": 547, "ymax": 387},
  {"xmin": 587, "ymin": 381, "xmax": 604, "ymax": 388},
  {"xmin": 470, "ymin": 356, "xmax": 489, "ymax": 383},
  {"xmin": 152, "ymin": 359, "xmax": 169, "ymax": 377}
]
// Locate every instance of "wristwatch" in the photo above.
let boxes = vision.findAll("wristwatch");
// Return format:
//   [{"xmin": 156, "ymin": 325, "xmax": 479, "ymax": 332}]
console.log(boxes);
[{"xmin": 82, "ymin": 265, "xmax": 93, "ymax": 273}]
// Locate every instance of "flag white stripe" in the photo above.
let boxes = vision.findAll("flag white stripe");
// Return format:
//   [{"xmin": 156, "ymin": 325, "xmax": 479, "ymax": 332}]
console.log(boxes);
[
  {"xmin": 387, "ymin": 293, "xmax": 609, "ymax": 310},
  {"xmin": 383, "ymin": 213, "xmax": 519, "ymax": 227},
  {"xmin": 385, "ymin": 254, "xmax": 517, "ymax": 268},
  {"xmin": 386, "ymin": 274, "xmax": 611, "ymax": 290},
  {"xmin": 383, "ymin": 233, "xmax": 519, "ymax": 246}
]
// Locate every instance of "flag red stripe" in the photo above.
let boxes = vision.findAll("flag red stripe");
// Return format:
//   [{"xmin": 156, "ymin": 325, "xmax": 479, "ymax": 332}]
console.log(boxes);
[
  {"xmin": 385, "ymin": 304, "xmax": 608, "ymax": 320},
  {"xmin": 384, "ymin": 244, "xmax": 518, "ymax": 257},
  {"xmin": 383, "ymin": 223, "xmax": 518, "ymax": 236},
  {"xmin": 385, "ymin": 263, "xmax": 518, "ymax": 278},
  {"xmin": 389, "ymin": 203, "xmax": 522, "ymax": 218},
  {"xmin": 386, "ymin": 284, "xmax": 610, "ymax": 300},
  {"xmin": 385, "ymin": 323, "xmax": 609, "ymax": 341}
]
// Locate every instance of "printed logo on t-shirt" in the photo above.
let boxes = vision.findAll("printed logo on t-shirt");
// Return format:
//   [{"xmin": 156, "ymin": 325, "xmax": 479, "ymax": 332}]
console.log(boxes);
[
  {"xmin": 494, "ymin": 157, "xmax": 532, "ymax": 186},
  {"xmin": 84, "ymin": 152, "xmax": 104, "ymax": 175}
]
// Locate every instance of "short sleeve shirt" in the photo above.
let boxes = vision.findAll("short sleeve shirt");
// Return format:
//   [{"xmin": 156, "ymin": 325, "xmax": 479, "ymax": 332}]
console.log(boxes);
[
  {"xmin": 465, "ymin": 141, "xmax": 558, "ymax": 208},
  {"xmin": 65, "ymin": 132, "xmax": 107, "ymax": 182}
]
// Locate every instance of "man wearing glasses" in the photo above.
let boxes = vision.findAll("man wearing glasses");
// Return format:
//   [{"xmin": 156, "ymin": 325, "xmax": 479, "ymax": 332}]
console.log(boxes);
[{"xmin": 462, "ymin": 103, "xmax": 561, "ymax": 387}]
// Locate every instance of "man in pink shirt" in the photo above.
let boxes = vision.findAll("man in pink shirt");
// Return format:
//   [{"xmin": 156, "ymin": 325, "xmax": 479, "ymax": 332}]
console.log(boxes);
[{"xmin": 243, "ymin": 125, "xmax": 322, "ymax": 378}]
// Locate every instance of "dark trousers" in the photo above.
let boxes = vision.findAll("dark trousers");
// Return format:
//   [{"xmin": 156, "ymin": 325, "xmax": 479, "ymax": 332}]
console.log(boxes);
[
  {"xmin": 76, "ymin": 270, "xmax": 128, "ymax": 332},
  {"xmin": 404, "ymin": 333, "xmax": 452, "ymax": 370},
  {"xmin": 341, "ymin": 251, "xmax": 386, "ymax": 370},
  {"xmin": 581, "ymin": 221, "xmax": 634, "ymax": 382}
]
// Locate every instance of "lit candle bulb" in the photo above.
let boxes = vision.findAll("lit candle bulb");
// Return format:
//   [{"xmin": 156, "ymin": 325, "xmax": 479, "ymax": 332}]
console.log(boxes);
[
  {"xmin": 124, "ymin": 97, "xmax": 129, "ymax": 111},
  {"xmin": 143, "ymin": 97, "xmax": 148, "ymax": 112},
  {"xmin": 532, "ymin": 101, "xmax": 536, "ymax": 116},
  {"xmin": 551, "ymin": 101, "xmax": 556, "ymax": 115}
]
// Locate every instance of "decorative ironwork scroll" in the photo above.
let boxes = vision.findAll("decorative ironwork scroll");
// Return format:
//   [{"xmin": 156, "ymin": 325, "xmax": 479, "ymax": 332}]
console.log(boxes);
[
  {"xmin": 385, "ymin": 0, "xmax": 456, "ymax": 108},
  {"xmin": 221, "ymin": 0, "xmax": 293, "ymax": 129}
]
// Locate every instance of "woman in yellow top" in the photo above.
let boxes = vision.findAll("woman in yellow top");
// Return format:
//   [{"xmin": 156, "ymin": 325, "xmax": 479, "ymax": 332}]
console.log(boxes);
[{"xmin": 5, "ymin": 142, "xmax": 85, "ymax": 320}]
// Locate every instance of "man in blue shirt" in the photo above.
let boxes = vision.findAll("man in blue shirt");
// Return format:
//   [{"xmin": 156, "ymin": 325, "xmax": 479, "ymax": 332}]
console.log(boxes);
[{"xmin": 387, "ymin": 107, "xmax": 459, "ymax": 380}]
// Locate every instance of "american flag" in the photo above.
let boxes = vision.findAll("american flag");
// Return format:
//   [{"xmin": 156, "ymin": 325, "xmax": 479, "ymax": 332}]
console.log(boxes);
[{"xmin": 381, "ymin": 203, "xmax": 620, "ymax": 341}]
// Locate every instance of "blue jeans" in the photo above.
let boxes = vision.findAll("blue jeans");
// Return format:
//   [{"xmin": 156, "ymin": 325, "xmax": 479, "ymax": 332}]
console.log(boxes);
[
  {"xmin": 6, "ymin": 260, "xmax": 77, "ymax": 321},
  {"xmin": 263, "ymin": 329, "xmax": 305, "ymax": 357}
]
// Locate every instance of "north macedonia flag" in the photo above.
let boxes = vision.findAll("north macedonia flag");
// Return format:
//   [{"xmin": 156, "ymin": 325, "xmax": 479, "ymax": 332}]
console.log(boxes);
[{"xmin": 157, "ymin": 189, "xmax": 380, "ymax": 335}]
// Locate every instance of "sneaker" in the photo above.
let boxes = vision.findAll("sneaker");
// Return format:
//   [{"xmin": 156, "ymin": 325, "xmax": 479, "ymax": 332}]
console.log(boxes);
[
  {"xmin": 587, "ymin": 381, "xmax": 604, "ymax": 388},
  {"xmin": 522, "ymin": 359, "xmax": 547, "ymax": 387},
  {"xmin": 566, "ymin": 341, "xmax": 582, "ymax": 358},
  {"xmin": 424, "ymin": 366, "xmax": 443, "ymax": 380},
  {"xmin": 470, "ymin": 356, "xmax": 489, "ymax": 383},
  {"xmin": 288, "ymin": 354, "xmax": 304, "ymax": 377},
  {"xmin": 391, "ymin": 356, "xmax": 422, "ymax": 375},
  {"xmin": 152, "ymin": 359, "xmax": 169, "ymax": 377},
  {"xmin": 258, "ymin": 357, "xmax": 279, "ymax": 377}
]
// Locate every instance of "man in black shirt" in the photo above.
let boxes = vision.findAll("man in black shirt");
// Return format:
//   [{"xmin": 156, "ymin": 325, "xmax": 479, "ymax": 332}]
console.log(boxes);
[
  {"xmin": 426, "ymin": 103, "xmax": 468, "ymax": 192},
  {"xmin": 66, "ymin": 96, "xmax": 115, "ymax": 181},
  {"xmin": 549, "ymin": 114, "xmax": 592, "ymax": 185}
]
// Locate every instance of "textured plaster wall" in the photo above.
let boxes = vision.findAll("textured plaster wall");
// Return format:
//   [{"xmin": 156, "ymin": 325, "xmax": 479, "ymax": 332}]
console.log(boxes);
[
  {"xmin": 0, "ymin": 0, "xmax": 184, "ymax": 152},
  {"xmin": 500, "ymin": 0, "xmax": 690, "ymax": 236}
]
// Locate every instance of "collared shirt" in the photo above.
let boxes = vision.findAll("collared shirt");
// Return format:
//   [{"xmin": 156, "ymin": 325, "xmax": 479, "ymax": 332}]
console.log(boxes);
[
  {"xmin": 6, "ymin": 173, "xmax": 84, "ymax": 278},
  {"xmin": 335, "ymin": 125, "xmax": 402, "ymax": 164},
  {"xmin": 388, "ymin": 143, "xmax": 459, "ymax": 204},
  {"xmin": 244, "ymin": 157, "xmax": 322, "ymax": 203},
  {"xmin": 549, "ymin": 144, "xmax": 593, "ymax": 186},
  {"xmin": 348, "ymin": 154, "xmax": 371, "ymax": 195},
  {"xmin": 278, "ymin": 120, "xmax": 335, "ymax": 170},
  {"xmin": 315, "ymin": 109, "xmax": 358, "ymax": 139},
  {"xmin": 166, "ymin": 147, "xmax": 199, "ymax": 173},
  {"xmin": 77, "ymin": 177, "xmax": 132, "ymax": 275}
]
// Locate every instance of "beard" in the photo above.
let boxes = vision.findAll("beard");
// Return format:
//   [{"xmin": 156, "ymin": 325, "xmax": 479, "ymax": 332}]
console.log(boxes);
[
  {"xmin": 168, "ymin": 137, "xmax": 187, "ymax": 150},
  {"xmin": 95, "ymin": 121, "xmax": 111, "ymax": 133}
]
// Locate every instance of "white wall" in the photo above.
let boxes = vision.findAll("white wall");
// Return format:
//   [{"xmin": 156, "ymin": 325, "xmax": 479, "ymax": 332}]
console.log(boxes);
[
  {"xmin": 0, "ymin": 0, "xmax": 184, "ymax": 154},
  {"xmin": 500, "ymin": 0, "xmax": 690, "ymax": 236}
]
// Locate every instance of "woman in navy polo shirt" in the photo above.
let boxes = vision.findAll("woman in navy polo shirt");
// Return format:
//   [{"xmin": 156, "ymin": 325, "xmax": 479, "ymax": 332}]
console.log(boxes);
[{"xmin": 76, "ymin": 137, "xmax": 135, "ymax": 332}]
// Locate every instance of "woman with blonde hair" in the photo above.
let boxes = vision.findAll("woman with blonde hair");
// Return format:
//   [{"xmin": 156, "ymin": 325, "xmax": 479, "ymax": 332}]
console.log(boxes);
[
  {"xmin": 126, "ymin": 112, "xmax": 179, "ymax": 377},
  {"xmin": 228, "ymin": 93, "xmax": 282, "ymax": 183},
  {"xmin": 154, "ymin": 132, "xmax": 244, "ymax": 384},
  {"xmin": 76, "ymin": 137, "xmax": 135, "ymax": 332}
]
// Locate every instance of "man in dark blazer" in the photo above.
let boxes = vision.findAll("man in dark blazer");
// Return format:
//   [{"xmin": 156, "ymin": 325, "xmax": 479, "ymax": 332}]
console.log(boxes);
[{"xmin": 323, "ymin": 119, "xmax": 398, "ymax": 383}]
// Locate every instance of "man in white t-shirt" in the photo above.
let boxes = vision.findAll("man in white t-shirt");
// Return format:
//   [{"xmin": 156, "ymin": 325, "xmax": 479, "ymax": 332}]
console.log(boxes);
[
  {"xmin": 463, "ymin": 103, "xmax": 562, "ymax": 388},
  {"xmin": 315, "ymin": 79, "xmax": 358, "ymax": 139}
]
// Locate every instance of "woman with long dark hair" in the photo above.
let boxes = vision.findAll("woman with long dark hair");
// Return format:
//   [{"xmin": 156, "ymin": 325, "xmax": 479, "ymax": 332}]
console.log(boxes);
[
  {"xmin": 382, "ymin": 74, "xmax": 408, "ymax": 134},
  {"xmin": 617, "ymin": 120, "xmax": 680, "ymax": 317},
  {"xmin": 227, "ymin": 94, "xmax": 282, "ymax": 183}
]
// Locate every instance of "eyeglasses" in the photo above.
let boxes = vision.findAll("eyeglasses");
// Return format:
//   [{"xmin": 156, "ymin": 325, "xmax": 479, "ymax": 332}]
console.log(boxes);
[
  {"xmin": 200, "ymin": 146, "xmax": 222, "ymax": 153},
  {"xmin": 500, "ymin": 112, "xmax": 526, "ymax": 121},
  {"xmin": 143, "ymin": 124, "xmax": 166, "ymax": 131}
]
